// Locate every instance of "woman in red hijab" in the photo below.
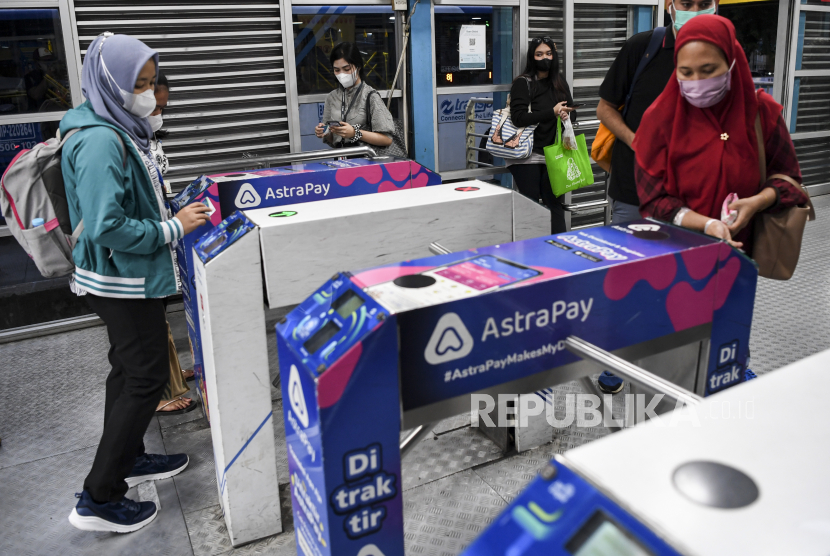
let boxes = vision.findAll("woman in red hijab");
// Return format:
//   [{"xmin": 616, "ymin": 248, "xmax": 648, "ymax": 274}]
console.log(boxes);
[{"xmin": 633, "ymin": 15, "xmax": 807, "ymax": 251}]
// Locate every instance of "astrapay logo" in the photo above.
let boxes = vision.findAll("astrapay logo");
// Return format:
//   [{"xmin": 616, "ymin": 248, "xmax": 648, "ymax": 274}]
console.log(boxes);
[
  {"xmin": 357, "ymin": 545, "xmax": 386, "ymax": 556},
  {"xmin": 424, "ymin": 313, "xmax": 474, "ymax": 365},
  {"xmin": 628, "ymin": 223, "xmax": 660, "ymax": 232},
  {"xmin": 234, "ymin": 183, "xmax": 261, "ymax": 208},
  {"xmin": 288, "ymin": 364, "xmax": 309, "ymax": 428}
]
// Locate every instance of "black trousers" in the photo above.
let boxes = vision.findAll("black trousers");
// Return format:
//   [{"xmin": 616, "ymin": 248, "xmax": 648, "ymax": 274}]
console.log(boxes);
[
  {"xmin": 84, "ymin": 295, "xmax": 169, "ymax": 503},
  {"xmin": 509, "ymin": 163, "xmax": 567, "ymax": 234}
]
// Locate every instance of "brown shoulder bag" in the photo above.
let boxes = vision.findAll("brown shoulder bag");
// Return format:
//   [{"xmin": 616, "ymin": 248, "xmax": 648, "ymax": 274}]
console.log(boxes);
[{"xmin": 751, "ymin": 106, "xmax": 816, "ymax": 280}]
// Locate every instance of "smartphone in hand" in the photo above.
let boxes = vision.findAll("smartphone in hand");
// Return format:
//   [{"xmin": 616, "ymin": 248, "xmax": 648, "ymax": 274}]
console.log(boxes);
[
  {"xmin": 323, "ymin": 120, "xmax": 343, "ymax": 135},
  {"xmin": 566, "ymin": 103, "xmax": 585, "ymax": 108}
]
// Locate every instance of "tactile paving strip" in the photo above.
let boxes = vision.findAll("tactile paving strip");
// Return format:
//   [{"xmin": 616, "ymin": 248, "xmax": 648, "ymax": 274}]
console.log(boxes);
[
  {"xmin": 401, "ymin": 426, "xmax": 503, "ymax": 491},
  {"xmin": 402, "ymin": 469, "xmax": 507, "ymax": 556}
]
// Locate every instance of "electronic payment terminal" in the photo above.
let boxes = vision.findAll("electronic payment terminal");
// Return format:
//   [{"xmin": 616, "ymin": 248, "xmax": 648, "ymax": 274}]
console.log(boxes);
[
  {"xmin": 462, "ymin": 348, "xmax": 830, "ymax": 556},
  {"xmin": 365, "ymin": 254, "xmax": 542, "ymax": 312},
  {"xmin": 276, "ymin": 220, "xmax": 758, "ymax": 556}
]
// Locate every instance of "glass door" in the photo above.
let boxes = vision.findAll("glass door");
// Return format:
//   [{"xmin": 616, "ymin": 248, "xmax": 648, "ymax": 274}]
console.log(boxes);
[
  {"xmin": 433, "ymin": 2, "xmax": 518, "ymax": 180},
  {"xmin": 290, "ymin": 3, "xmax": 403, "ymax": 153}
]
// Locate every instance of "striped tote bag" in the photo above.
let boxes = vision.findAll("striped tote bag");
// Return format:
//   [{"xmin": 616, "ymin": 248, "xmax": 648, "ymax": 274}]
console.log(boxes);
[{"xmin": 485, "ymin": 95, "xmax": 536, "ymax": 160}]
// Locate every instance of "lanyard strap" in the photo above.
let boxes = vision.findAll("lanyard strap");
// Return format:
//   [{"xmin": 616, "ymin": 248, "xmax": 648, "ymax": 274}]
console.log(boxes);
[{"xmin": 341, "ymin": 82, "xmax": 364, "ymax": 122}]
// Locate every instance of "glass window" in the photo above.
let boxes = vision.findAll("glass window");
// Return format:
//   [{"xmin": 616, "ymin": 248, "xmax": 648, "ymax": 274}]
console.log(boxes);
[
  {"xmin": 434, "ymin": 6, "xmax": 514, "ymax": 88},
  {"xmin": 292, "ymin": 6, "xmax": 398, "ymax": 96},
  {"xmin": 720, "ymin": 1, "xmax": 778, "ymax": 94},
  {"xmin": 0, "ymin": 9, "xmax": 72, "ymax": 116}
]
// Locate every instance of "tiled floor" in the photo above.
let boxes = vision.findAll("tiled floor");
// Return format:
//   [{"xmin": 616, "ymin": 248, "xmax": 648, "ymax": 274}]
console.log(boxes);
[{"xmin": 1, "ymin": 202, "xmax": 828, "ymax": 555}]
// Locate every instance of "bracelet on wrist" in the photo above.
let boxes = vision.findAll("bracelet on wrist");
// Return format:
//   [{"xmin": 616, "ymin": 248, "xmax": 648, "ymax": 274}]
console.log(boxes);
[{"xmin": 703, "ymin": 219, "xmax": 718, "ymax": 233}]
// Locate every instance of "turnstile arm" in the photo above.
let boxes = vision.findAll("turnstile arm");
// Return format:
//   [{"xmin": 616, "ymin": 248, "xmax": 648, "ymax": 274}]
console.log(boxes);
[
  {"xmin": 565, "ymin": 336, "xmax": 703, "ymax": 407},
  {"xmin": 429, "ymin": 242, "xmax": 451, "ymax": 256},
  {"xmin": 400, "ymin": 423, "xmax": 439, "ymax": 459}
]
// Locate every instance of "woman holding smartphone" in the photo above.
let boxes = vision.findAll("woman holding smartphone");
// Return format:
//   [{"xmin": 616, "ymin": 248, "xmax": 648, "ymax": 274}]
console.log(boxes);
[
  {"xmin": 508, "ymin": 37, "xmax": 579, "ymax": 234},
  {"xmin": 314, "ymin": 42, "xmax": 394, "ymax": 149}
]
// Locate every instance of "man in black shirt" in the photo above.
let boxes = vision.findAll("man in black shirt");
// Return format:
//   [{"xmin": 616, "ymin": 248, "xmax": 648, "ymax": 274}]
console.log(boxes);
[
  {"xmin": 597, "ymin": 0, "xmax": 718, "ymax": 226},
  {"xmin": 596, "ymin": 0, "xmax": 717, "ymax": 395}
]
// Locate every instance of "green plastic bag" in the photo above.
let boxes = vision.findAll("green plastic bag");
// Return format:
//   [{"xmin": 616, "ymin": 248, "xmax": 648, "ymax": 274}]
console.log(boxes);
[{"xmin": 543, "ymin": 118, "xmax": 595, "ymax": 197}]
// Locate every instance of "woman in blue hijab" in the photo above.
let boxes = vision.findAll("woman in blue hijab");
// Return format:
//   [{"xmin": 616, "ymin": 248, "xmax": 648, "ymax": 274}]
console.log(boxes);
[{"xmin": 60, "ymin": 33, "xmax": 209, "ymax": 533}]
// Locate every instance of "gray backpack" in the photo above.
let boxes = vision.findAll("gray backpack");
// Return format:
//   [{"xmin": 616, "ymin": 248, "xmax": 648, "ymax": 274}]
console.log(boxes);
[{"xmin": 0, "ymin": 127, "xmax": 124, "ymax": 278}]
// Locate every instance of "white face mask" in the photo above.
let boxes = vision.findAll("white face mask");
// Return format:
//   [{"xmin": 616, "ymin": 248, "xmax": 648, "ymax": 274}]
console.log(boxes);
[
  {"xmin": 336, "ymin": 71, "xmax": 357, "ymax": 89},
  {"xmin": 122, "ymin": 88, "xmax": 157, "ymax": 119},
  {"xmin": 100, "ymin": 50, "xmax": 157, "ymax": 118},
  {"xmin": 148, "ymin": 114, "xmax": 163, "ymax": 132}
]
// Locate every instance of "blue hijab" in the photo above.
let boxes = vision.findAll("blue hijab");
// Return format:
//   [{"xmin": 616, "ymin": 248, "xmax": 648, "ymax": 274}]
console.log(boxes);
[{"xmin": 81, "ymin": 34, "xmax": 159, "ymax": 154}]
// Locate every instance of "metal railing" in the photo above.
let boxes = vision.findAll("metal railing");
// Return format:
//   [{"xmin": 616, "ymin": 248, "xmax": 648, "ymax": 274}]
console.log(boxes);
[
  {"xmin": 167, "ymin": 145, "xmax": 379, "ymax": 178},
  {"xmin": 460, "ymin": 103, "xmax": 611, "ymax": 226},
  {"xmin": 560, "ymin": 118, "xmax": 610, "ymax": 224},
  {"xmin": 464, "ymin": 97, "xmax": 509, "ymax": 177}
]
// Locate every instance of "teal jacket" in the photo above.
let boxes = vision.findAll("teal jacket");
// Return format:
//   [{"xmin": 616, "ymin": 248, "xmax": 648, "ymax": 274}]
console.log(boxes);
[{"xmin": 60, "ymin": 101, "xmax": 184, "ymax": 299}]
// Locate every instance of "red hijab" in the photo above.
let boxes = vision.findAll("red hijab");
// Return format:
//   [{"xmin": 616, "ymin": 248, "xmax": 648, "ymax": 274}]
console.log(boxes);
[{"xmin": 633, "ymin": 15, "xmax": 782, "ymax": 219}]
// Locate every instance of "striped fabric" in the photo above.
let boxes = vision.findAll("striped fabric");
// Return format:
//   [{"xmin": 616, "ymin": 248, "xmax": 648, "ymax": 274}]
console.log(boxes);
[
  {"xmin": 485, "ymin": 107, "xmax": 537, "ymax": 160},
  {"xmin": 73, "ymin": 267, "xmax": 147, "ymax": 299},
  {"xmin": 160, "ymin": 218, "xmax": 184, "ymax": 244}
]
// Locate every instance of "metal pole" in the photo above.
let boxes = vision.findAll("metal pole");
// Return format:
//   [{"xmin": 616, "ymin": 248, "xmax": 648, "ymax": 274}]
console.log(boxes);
[
  {"xmin": 429, "ymin": 242, "xmax": 451, "ymax": 255},
  {"xmin": 167, "ymin": 146, "xmax": 379, "ymax": 176},
  {"xmin": 564, "ymin": 336, "xmax": 703, "ymax": 407},
  {"xmin": 577, "ymin": 376, "xmax": 624, "ymax": 433},
  {"xmin": 400, "ymin": 423, "xmax": 438, "ymax": 458}
]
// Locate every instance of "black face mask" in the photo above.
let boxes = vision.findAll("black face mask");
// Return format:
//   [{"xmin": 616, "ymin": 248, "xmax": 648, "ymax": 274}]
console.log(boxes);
[{"xmin": 535, "ymin": 58, "xmax": 552, "ymax": 72}]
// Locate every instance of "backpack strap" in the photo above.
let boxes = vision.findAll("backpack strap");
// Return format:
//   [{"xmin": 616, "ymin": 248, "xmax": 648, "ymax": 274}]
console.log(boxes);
[
  {"xmin": 622, "ymin": 26, "xmax": 667, "ymax": 119},
  {"xmin": 62, "ymin": 127, "xmax": 128, "ymax": 241}
]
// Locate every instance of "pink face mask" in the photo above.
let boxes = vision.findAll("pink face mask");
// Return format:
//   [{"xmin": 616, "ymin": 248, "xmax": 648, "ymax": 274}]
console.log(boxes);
[{"xmin": 678, "ymin": 60, "xmax": 736, "ymax": 108}]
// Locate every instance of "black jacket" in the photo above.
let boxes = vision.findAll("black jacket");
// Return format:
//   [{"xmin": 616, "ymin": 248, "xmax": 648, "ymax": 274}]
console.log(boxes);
[{"xmin": 509, "ymin": 75, "xmax": 576, "ymax": 153}]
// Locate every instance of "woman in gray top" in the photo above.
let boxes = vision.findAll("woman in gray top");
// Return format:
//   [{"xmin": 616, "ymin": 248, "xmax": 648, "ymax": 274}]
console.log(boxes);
[{"xmin": 314, "ymin": 42, "xmax": 395, "ymax": 149}]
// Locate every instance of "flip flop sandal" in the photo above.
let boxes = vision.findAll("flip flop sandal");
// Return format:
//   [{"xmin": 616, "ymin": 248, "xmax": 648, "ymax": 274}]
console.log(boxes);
[
  {"xmin": 182, "ymin": 369, "xmax": 196, "ymax": 382},
  {"xmin": 156, "ymin": 397, "xmax": 199, "ymax": 416}
]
